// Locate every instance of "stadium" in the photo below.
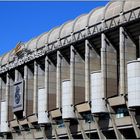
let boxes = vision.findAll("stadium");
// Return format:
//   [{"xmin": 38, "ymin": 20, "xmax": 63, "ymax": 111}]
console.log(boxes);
[{"xmin": 0, "ymin": 0, "xmax": 140, "ymax": 139}]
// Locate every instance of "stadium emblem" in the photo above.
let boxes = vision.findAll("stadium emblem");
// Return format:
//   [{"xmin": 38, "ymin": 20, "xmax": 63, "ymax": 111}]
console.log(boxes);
[{"xmin": 14, "ymin": 85, "xmax": 21, "ymax": 104}]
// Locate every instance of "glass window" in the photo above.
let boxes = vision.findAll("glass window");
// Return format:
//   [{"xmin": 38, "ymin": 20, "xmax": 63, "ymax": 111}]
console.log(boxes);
[
  {"xmin": 55, "ymin": 119, "xmax": 65, "ymax": 128},
  {"xmin": 81, "ymin": 112, "xmax": 94, "ymax": 123},
  {"xmin": 116, "ymin": 107, "xmax": 129, "ymax": 118}
]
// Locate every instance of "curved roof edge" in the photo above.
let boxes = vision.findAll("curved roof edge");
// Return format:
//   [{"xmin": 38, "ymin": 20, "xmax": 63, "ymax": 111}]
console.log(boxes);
[{"xmin": 1, "ymin": 0, "xmax": 140, "ymax": 65}]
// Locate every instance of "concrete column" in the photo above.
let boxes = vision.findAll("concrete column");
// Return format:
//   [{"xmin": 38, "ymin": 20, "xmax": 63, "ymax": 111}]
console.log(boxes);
[
  {"xmin": 56, "ymin": 51, "xmax": 62, "ymax": 108},
  {"xmin": 101, "ymin": 33, "xmax": 107, "ymax": 97},
  {"xmin": 15, "ymin": 69, "xmax": 18, "ymax": 82},
  {"xmin": 0, "ymin": 77, "xmax": 1, "ymax": 124},
  {"xmin": 45, "ymin": 56, "xmax": 49, "ymax": 111},
  {"xmin": 119, "ymin": 27, "xmax": 125, "ymax": 95},
  {"xmin": 119, "ymin": 27, "xmax": 136, "ymax": 95},
  {"xmin": 101, "ymin": 33, "xmax": 117, "ymax": 98},
  {"xmin": 15, "ymin": 68, "xmax": 22, "ymax": 81},
  {"xmin": 33, "ymin": 61, "xmax": 38, "ymax": 113},
  {"xmin": 139, "ymin": 36, "xmax": 140, "ymax": 58},
  {"xmin": 14, "ymin": 69, "xmax": 18, "ymax": 119},
  {"xmin": 5, "ymin": 73, "xmax": 9, "ymax": 122},
  {"xmin": 8, "ymin": 75, "xmax": 14, "ymax": 121},
  {"xmin": 0, "ymin": 77, "xmax": 1, "ymax": 99},
  {"xmin": 70, "ymin": 45, "xmax": 75, "ymax": 105},
  {"xmin": 23, "ymin": 65, "xmax": 28, "ymax": 116},
  {"xmin": 85, "ymin": 40, "xmax": 90, "ymax": 102}
]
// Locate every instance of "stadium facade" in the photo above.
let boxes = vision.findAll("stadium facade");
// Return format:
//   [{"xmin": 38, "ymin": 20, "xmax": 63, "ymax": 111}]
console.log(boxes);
[{"xmin": 0, "ymin": 0, "xmax": 140, "ymax": 139}]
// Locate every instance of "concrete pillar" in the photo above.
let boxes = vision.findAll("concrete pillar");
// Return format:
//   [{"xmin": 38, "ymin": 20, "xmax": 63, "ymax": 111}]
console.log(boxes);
[
  {"xmin": 0, "ymin": 76, "xmax": 1, "ymax": 91},
  {"xmin": 56, "ymin": 51, "xmax": 62, "ymax": 108},
  {"xmin": 119, "ymin": 27, "xmax": 136, "ymax": 95},
  {"xmin": 119, "ymin": 27, "xmax": 125, "ymax": 95},
  {"xmin": 85, "ymin": 40, "xmax": 90, "ymax": 102},
  {"xmin": 101, "ymin": 33, "xmax": 117, "ymax": 98},
  {"xmin": 33, "ymin": 61, "xmax": 38, "ymax": 113},
  {"xmin": 23, "ymin": 65, "xmax": 28, "ymax": 116},
  {"xmin": 15, "ymin": 69, "xmax": 18, "ymax": 82},
  {"xmin": 0, "ymin": 73, "xmax": 10, "ymax": 136},
  {"xmin": 8, "ymin": 75, "xmax": 14, "ymax": 121},
  {"xmin": 1, "ymin": 78, "xmax": 6, "ymax": 102},
  {"xmin": 101, "ymin": 33, "xmax": 107, "ymax": 98},
  {"xmin": 45, "ymin": 56, "xmax": 49, "ymax": 111},
  {"xmin": 5, "ymin": 73, "xmax": 9, "ymax": 122},
  {"xmin": 0, "ymin": 77, "xmax": 1, "ymax": 113},
  {"xmin": 139, "ymin": 36, "xmax": 140, "ymax": 57},
  {"xmin": 14, "ymin": 69, "xmax": 18, "ymax": 119},
  {"xmin": 70, "ymin": 45, "xmax": 75, "ymax": 105},
  {"xmin": 85, "ymin": 40, "xmax": 101, "ymax": 102}
]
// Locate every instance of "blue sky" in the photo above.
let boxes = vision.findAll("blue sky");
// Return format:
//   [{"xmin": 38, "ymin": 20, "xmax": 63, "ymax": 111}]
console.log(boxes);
[{"xmin": 0, "ymin": 1, "xmax": 108, "ymax": 56}]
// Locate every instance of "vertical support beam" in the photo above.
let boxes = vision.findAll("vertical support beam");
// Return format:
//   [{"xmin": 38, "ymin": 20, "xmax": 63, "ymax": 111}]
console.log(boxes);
[
  {"xmin": 101, "ymin": 33, "xmax": 123, "ymax": 139},
  {"xmin": 61, "ymin": 45, "xmax": 76, "ymax": 139},
  {"xmin": 15, "ymin": 69, "xmax": 18, "ymax": 82},
  {"xmin": 120, "ymin": 27, "xmax": 125, "ymax": 95},
  {"xmin": 5, "ymin": 73, "xmax": 9, "ymax": 103},
  {"xmin": 139, "ymin": 36, "xmax": 140, "ymax": 58},
  {"xmin": 33, "ymin": 61, "xmax": 38, "ymax": 113},
  {"xmin": 45, "ymin": 56, "xmax": 49, "ymax": 112},
  {"xmin": 101, "ymin": 33, "xmax": 107, "ymax": 98},
  {"xmin": 119, "ymin": 27, "xmax": 136, "ymax": 95},
  {"xmin": 0, "ymin": 76, "xmax": 1, "ymax": 103},
  {"xmin": 23, "ymin": 65, "xmax": 28, "ymax": 116},
  {"xmin": 14, "ymin": 69, "xmax": 18, "ymax": 119},
  {"xmin": 5, "ymin": 73, "xmax": 9, "ymax": 122},
  {"xmin": 85, "ymin": 40, "xmax": 90, "ymax": 102},
  {"xmin": 1, "ymin": 73, "xmax": 10, "ymax": 138},
  {"xmin": 70, "ymin": 45, "xmax": 75, "ymax": 105},
  {"xmin": 101, "ymin": 33, "xmax": 117, "ymax": 98},
  {"xmin": 56, "ymin": 51, "xmax": 62, "ymax": 108}
]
